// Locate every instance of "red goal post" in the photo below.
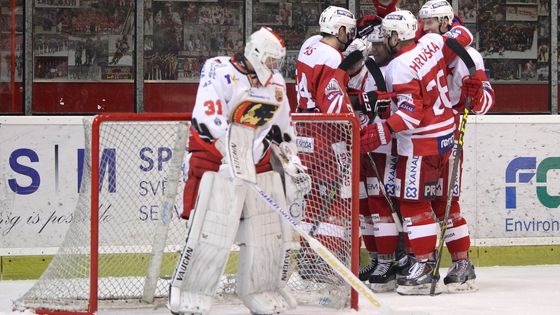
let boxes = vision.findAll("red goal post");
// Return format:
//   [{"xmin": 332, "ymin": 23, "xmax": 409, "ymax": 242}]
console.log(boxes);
[{"xmin": 13, "ymin": 112, "xmax": 361, "ymax": 314}]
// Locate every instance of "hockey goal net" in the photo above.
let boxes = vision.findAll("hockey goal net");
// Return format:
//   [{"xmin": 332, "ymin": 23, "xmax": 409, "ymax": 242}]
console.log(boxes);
[{"xmin": 13, "ymin": 113, "xmax": 360, "ymax": 314}]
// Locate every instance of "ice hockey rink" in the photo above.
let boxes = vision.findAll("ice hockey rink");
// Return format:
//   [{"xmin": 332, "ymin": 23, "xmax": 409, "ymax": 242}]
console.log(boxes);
[{"xmin": 1, "ymin": 265, "xmax": 559, "ymax": 315}]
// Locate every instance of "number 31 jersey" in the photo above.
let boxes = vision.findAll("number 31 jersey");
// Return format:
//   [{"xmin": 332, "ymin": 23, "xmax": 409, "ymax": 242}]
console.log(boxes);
[{"xmin": 190, "ymin": 55, "xmax": 295, "ymax": 163}]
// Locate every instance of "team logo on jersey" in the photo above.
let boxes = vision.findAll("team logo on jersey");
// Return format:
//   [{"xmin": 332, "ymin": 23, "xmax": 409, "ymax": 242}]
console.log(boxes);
[
  {"xmin": 437, "ymin": 133, "xmax": 454, "ymax": 154},
  {"xmin": 326, "ymin": 78, "xmax": 341, "ymax": 92},
  {"xmin": 444, "ymin": 28, "xmax": 462, "ymax": 39},
  {"xmin": 397, "ymin": 94, "xmax": 415, "ymax": 112},
  {"xmin": 231, "ymin": 101, "xmax": 278, "ymax": 128}
]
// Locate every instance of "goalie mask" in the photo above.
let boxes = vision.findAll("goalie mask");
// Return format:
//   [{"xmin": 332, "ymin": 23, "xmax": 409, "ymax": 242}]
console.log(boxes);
[
  {"xmin": 319, "ymin": 6, "xmax": 357, "ymax": 45},
  {"xmin": 419, "ymin": 0, "xmax": 454, "ymax": 23},
  {"xmin": 382, "ymin": 10, "xmax": 417, "ymax": 41},
  {"xmin": 244, "ymin": 27, "xmax": 286, "ymax": 86}
]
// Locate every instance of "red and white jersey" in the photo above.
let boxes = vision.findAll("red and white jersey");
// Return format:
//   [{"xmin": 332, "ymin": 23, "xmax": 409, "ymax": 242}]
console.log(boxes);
[
  {"xmin": 384, "ymin": 33, "xmax": 457, "ymax": 157},
  {"xmin": 190, "ymin": 55, "xmax": 295, "ymax": 162},
  {"xmin": 447, "ymin": 46, "xmax": 495, "ymax": 115},
  {"xmin": 295, "ymin": 36, "xmax": 353, "ymax": 113},
  {"xmin": 348, "ymin": 58, "xmax": 393, "ymax": 155}
]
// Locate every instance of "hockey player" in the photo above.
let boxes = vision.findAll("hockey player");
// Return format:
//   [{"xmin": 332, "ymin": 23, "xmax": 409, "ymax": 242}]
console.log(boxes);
[
  {"xmin": 295, "ymin": 5, "xmax": 356, "ymax": 114},
  {"xmin": 419, "ymin": 0, "xmax": 495, "ymax": 293},
  {"xmin": 345, "ymin": 15, "xmax": 400, "ymax": 292},
  {"xmin": 360, "ymin": 10, "xmax": 472, "ymax": 295},
  {"xmin": 171, "ymin": 27, "xmax": 311, "ymax": 315},
  {"xmin": 292, "ymin": 6, "xmax": 358, "ymax": 282}
]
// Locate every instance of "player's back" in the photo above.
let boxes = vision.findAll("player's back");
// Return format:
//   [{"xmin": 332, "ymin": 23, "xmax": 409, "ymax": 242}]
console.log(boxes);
[
  {"xmin": 295, "ymin": 36, "xmax": 343, "ymax": 111},
  {"xmin": 385, "ymin": 33, "xmax": 455, "ymax": 156}
]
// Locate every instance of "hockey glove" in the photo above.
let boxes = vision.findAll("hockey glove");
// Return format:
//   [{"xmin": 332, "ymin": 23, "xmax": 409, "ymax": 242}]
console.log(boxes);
[
  {"xmin": 372, "ymin": 0, "xmax": 398, "ymax": 18},
  {"xmin": 349, "ymin": 90, "xmax": 394, "ymax": 121},
  {"xmin": 343, "ymin": 38, "xmax": 370, "ymax": 58},
  {"xmin": 462, "ymin": 77, "xmax": 484, "ymax": 112},
  {"xmin": 357, "ymin": 15, "xmax": 383, "ymax": 39},
  {"xmin": 360, "ymin": 121, "xmax": 392, "ymax": 153},
  {"xmin": 339, "ymin": 50, "xmax": 364, "ymax": 71}
]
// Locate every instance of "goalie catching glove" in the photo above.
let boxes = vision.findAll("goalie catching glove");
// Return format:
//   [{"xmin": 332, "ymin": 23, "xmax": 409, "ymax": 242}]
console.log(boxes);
[{"xmin": 273, "ymin": 142, "xmax": 312, "ymax": 197}]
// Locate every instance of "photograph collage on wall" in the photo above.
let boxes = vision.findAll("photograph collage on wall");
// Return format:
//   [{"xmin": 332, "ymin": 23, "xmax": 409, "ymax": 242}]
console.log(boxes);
[
  {"xmin": 252, "ymin": 0, "xmax": 346, "ymax": 81},
  {"xmin": 471, "ymin": 0, "xmax": 549, "ymax": 82},
  {"xmin": 33, "ymin": 0, "xmax": 134, "ymax": 81},
  {"xmin": 145, "ymin": 0, "xmax": 243, "ymax": 81},
  {"xmin": 0, "ymin": 0, "xmax": 23, "ymax": 82}
]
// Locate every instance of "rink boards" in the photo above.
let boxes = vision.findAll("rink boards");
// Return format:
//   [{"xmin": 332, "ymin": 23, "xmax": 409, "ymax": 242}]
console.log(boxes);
[{"xmin": 0, "ymin": 115, "xmax": 559, "ymax": 279}]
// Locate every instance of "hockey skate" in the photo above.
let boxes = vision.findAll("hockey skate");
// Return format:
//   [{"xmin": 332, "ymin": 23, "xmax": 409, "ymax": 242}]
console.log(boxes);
[
  {"xmin": 396, "ymin": 259, "xmax": 442, "ymax": 295},
  {"xmin": 444, "ymin": 259, "xmax": 477, "ymax": 293},
  {"xmin": 395, "ymin": 253, "xmax": 416, "ymax": 281},
  {"xmin": 368, "ymin": 259, "xmax": 397, "ymax": 292},
  {"xmin": 359, "ymin": 254, "xmax": 378, "ymax": 281}
]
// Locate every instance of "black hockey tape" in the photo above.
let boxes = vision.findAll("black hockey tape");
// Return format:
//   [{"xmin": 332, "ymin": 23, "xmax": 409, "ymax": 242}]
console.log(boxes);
[{"xmin": 445, "ymin": 38, "xmax": 476, "ymax": 77}]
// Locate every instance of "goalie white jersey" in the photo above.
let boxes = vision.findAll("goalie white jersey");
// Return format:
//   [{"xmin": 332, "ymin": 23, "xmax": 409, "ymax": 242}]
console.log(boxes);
[{"xmin": 191, "ymin": 55, "xmax": 296, "ymax": 162}]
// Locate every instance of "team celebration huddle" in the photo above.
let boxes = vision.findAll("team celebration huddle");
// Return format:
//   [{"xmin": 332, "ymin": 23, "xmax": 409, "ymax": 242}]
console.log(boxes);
[{"xmin": 170, "ymin": 0, "xmax": 495, "ymax": 314}]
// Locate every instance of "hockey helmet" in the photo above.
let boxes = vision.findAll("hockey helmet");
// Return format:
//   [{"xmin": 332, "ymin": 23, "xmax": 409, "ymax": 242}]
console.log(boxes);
[
  {"xmin": 382, "ymin": 10, "xmax": 417, "ymax": 41},
  {"xmin": 419, "ymin": 0, "xmax": 454, "ymax": 23},
  {"xmin": 319, "ymin": 6, "xmax": 357, "ymax": 42},
  {"xmin": 244, "ymin": 27, "xmax": 286, "ymax": 86}
]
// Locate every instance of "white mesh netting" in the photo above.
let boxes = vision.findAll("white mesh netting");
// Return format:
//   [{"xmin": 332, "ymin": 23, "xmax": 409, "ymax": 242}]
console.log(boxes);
[{"xmin": 13, "ymin": 114, "xmax": 359, "ymax": 313}]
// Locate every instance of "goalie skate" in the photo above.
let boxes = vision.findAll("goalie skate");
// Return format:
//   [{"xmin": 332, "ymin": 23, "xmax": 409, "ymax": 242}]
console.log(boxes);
[{"xmin": 444, "ymin": 259, "xmax": 478, "ymax": 293}]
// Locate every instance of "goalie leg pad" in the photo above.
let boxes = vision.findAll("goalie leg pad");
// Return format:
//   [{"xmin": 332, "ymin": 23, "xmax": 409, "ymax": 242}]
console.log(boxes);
[
  {"xmin": 170, "ymin": 170, "xmax": 246, "ymax": 314},
  {"xmin": 237, "ymin": 171, "xmax": 297, "ymax": 313}
]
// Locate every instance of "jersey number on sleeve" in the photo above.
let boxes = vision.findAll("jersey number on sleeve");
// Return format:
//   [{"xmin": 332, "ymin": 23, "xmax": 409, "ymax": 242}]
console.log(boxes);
[{"xmin": 203, "ymin": 99, "xmax": 223, "ymax": 116}]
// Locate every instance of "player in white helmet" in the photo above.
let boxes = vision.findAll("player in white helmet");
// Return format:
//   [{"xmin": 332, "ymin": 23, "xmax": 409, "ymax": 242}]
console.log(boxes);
[
  {"xmin": 295, "ymin": 5, "xmax": 356, "ymax": 113},
  {"xmin": 345, "ymin": 14, "xmax": 403, "ymax": 293},
  {"xmin": 360, "ymin": 9, "xmax": 471, "ymax": 295},
  {"xmin": 170, "ymin": 26, "xmax": 310, "ymax": 315},
  {"xmin": 420, "ymin": 0, "xmax": 495, "ymax": 294}
]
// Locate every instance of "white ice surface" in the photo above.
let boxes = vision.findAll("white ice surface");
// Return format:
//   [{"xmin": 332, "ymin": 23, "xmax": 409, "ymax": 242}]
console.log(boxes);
[{"xmin": 1, "ymin": 265, "xmax": 560, "ymax": 315}]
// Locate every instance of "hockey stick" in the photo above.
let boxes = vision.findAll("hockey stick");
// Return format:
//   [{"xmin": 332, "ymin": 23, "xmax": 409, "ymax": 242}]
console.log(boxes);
[
  {"xmin": 429, "ymin": 38, "xmax": 476, "ymax": 296},
  {"xmin": 143, "ymin": 122, "xmax": 189, "ymax": 303},
  {"xmin": 363, "ymin": 58, "xmax": 403, "ymax": 232},
  {"xmin": 226, "ymin": 123, "xmax": 427, "ymax": 315}
]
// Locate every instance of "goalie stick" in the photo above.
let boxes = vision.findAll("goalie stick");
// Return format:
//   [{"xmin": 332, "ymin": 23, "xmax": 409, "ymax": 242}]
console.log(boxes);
[
  {"xmin": 430, "ymin": 38, "xmax": 477, "ymax": 296},
  {"xmin": 363, "ymin": 57, "xmax": 403, "ymax": 232},
  {"xmin": 226, "ymin": 123, "xmax": 428, "ymax": 315}
]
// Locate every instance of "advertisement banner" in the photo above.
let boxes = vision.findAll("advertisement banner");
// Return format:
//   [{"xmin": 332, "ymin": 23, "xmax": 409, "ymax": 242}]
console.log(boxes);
[
  {"xmin": 1, "ymin": 115, "xmax": 559, "ymax": 254},
  {"xmin": 0, "ymin": 117, "xmax": 186, "ymax": 254}
]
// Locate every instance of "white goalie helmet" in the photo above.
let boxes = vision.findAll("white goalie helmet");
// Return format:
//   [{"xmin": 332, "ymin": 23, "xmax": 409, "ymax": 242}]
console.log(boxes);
[
  {"xmin": 319, "ymin": 6, "xmax": 357, "ymax": 42},
  {"xmin": 419, "ymin": 0, "xmax": 454, "ymax": 23},
  {"xmin": 244, "ymin": 27, "xmax": 286, "ymax": 86},
  {"xmin": 382, "ymin": 10, "xmax": 417, "ymax": 41}
]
